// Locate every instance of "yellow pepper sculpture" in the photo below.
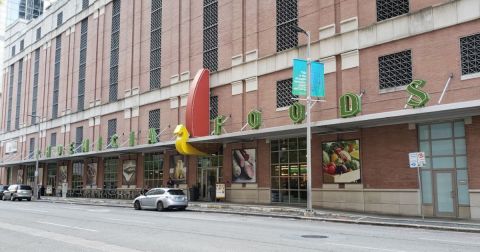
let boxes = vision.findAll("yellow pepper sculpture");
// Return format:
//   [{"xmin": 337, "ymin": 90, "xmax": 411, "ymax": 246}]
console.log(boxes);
[{"xmin": 173, "ymin": 125, "xmax": 207, "ymax": 156}]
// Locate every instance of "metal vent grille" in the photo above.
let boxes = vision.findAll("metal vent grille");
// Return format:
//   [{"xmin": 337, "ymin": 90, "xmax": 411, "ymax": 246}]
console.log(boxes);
[
  {"xmin": 78, "ymin": 19, "xmax": 88, "ymax": 111},
  {"xmin": 82, "ymin": 0, "xmax": 89, "ymax": 10},
  {"xmin": 53, "ymin": 35, "xmax": 62, "ymax": 118},
  {"xmin": 6, "ymin": 64, "xmax": 14, "ymax": 132},
  {"xmin": 20, "ymin": 40, "xmax": 24, "ymax": 51},
  {"xmin": 11, "ymin": 46, "xmax": 15, "ymax": 56},
  {"xmin": 51, "ymin": 132, "xmax": 57, "ymax": 147},
  {"xmin": 276, "ymin": 79, "xmax": 297, "ymax": 108},
  {"xmin": 32, "ymin": 49, "xmax": 40, "ymax": 124},
  {"xmin": 36, "ymin": 28, "xmax": 41, "ymax": 41},
  {"xmin": 378, "ymin": 50, "xmax": 412, "ymax": 90},
  {"xmin": 210, "ymin": 96, "xmax": 218, "ymax": 120},
  {"xmin": 276, "ymin": 0, "xmax": 298, "ymax": 52},
  {"xmin": 149, "ymin": 109, "xmax": 161, "ymax": 134},
  {"xmin": 109, "ymin": 0, "xmax": 121, "ymax": 102},
  {"xmin": 460, "ymin": 33, "xmax": 480, "ymax": 76},
  {"xmin": 203, "ymin": 0, "xmax": 218, "ymax": 72},
  {"xmin": 15, "ymin": 59, "xmax": 23, "ymax": 130},
  {"xmin": 150, "ymin": 0, "xmax": 162, "ymax": 90},
  {"xmin": 57, "ymin": 12, "xmax": 63, "ymax": 27},
  {"xmin": 76, "ymin": 127, "xmax": 83, "ymax": 152},
  {"xmin": 107, "ymin": 119, "xmax": 117, "ymax": 143},
  {"xmin": 29, "ymin": 138, "xmax": 35, "ymax": 159},
  {"xmin": 376, "ymin": 0, "xmax": 409, "ymax": 22}
]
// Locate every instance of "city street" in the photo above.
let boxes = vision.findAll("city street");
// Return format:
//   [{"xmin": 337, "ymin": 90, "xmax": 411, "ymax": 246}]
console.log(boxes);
[{"xmin": 0, "ymin": 201, "xmax": 478, "ymax": 252}]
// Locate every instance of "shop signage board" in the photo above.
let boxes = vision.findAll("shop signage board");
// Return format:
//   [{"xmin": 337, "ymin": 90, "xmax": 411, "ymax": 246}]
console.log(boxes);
[
  {"xmin": 216, "ymin": 183, "xmax": 225, "ymax": 200},
  {"xmin": 409, "ymin": 152, "xmax": 426, "ymax": 168},
  {"xmin": 292, "ymin": 59, "xmax": 325, "ymax": 97}
]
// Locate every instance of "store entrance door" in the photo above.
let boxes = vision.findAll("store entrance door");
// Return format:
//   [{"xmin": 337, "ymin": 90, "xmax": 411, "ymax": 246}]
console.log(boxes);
[
  {"xmin": 199, "ymin": 168, "xmax": 217, "ymax": 202},
  {"xmin": 433, "ymin": 170, "xmax": 457, "ymax": 217}
]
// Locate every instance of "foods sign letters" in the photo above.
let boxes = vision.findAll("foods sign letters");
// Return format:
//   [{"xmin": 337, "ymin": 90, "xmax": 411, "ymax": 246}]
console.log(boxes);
[
  {"xmin": 322, "ymin": 140, "xmax": 361, "ymax": 184},
  {"xmin": 232, "ymin": 149, "xmax": 256, "ymax": 183}
]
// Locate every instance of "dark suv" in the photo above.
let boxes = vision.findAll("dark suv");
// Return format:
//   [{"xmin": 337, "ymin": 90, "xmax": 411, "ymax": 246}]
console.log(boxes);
[
  {"xmin": 0, "ymin": 185, "xmax": 9, "ymax": 198},
  {"xmin": 2, "ymin": 184, "xmax": 33, "ymax": 201}
]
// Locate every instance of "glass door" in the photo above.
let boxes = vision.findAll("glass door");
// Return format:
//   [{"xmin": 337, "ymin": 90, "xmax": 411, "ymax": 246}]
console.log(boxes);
[
  {"xmin": 199, "ymin": 168, "xmax": 217, "ymax": 201},
  {"xmin": 434, "ymin": 171, "xmax": 457, "ymax": 217}
]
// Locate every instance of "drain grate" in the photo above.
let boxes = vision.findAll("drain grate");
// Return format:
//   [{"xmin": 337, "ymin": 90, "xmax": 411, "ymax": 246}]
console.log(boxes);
[{"xmin": 301, "ymin": 235, "xmax": 328, "ymax": 239}]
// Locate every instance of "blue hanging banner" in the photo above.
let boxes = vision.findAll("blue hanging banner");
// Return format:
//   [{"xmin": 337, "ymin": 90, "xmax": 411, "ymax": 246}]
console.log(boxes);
[
  {"xmin": 292, "ymin": 59, "xmax": 307, "ymax": 96},
  {"xmin": 292, "ymin": 59, "xmax": 325, "ymax": 97},
  {"xmin": 311, "ymin": 61, "xmax": 325, "ymax": 97}
]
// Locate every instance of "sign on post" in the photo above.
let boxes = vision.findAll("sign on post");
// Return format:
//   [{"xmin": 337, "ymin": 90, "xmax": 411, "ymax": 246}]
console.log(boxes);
[
  {"xmin": 216, "ymin": 183, "xmax": 225, "ymax": 200},
  {"xmin": 409, "ymin": 152, "xmax": 426, "ymax": 168},
  {"xmin": 292, "ymin": 59, "xmax": 325, "ymax": 97}
]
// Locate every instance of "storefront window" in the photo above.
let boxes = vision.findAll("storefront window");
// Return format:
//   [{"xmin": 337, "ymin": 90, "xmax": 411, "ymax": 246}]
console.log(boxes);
[
  {"xmin": 26, "ymin": 165, "xmax": 35, "ymax": 187},
  {"xmin": 47, "ymin": 164, "xmax": 57, "ymax": 187},
  {"xmin": 271, "ymin": 137, "xmax": 307, "ymax": 204},
  {"xmin": 104, "ymin": 158, "xmax": 118, "ymax": 189},
  {"xmin": 144, "ymin": 153, "xmax": 164, "ymax": 189},
  {"xmin": 72, "ymin": 162, "xmax": 84, "ymax": 189}
]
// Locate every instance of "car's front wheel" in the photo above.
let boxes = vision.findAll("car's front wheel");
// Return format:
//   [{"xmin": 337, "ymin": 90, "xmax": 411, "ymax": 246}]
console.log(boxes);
[
  {"xmin": 156, "ymin": 201, "xmax": 164, "ymax": 211},
  {"xmin": 10, "ymin": 196, "xmax": 15, "ymax": 201},
  {"xmin": 1, "ymin": 195, "xmax": 5, "ymax": 201},
  {"xmin": 27, "ymin": 197, "xmax": 31, "ymax": 201},
  {"xmin": 134, "ymin": 201, "xmax": 141, "ymax": 210}
]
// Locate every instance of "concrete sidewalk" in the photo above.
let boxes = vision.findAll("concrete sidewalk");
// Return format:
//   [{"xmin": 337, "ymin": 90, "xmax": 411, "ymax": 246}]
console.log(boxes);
[{"xmin": 37, "ymin": 196, "xmax": 480, "ymax": 233}]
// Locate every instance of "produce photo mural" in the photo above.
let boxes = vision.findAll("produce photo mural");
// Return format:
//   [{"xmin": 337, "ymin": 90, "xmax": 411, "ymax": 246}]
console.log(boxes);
[
  {"xmin": 170, "ymin": 155, "xmax": 186, "ymax": 182},
  {"xmin": 232, "ymin": 149, "xmax": 256, "ymax": 183},
  {"xmin": 322, "ymin": 140, "xmax": 361, "ymax": 183},
  {"xmin": 122, "ymin": 160, "xmax": 136, "ymax": 187}
]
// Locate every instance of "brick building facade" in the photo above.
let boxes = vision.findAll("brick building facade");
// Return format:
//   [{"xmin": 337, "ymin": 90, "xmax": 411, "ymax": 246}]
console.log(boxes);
[{"xmin": 1, "ymin": 0, "xmax": 480, "ymax": 219}]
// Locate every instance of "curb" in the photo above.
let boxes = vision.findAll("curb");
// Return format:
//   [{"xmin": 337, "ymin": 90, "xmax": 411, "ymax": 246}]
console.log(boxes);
[{"xmin": 37, "ymin": 199, "xmax": 480, "ymax": 233}]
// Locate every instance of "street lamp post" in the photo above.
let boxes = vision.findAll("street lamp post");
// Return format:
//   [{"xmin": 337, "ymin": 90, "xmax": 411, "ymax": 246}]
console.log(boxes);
[
  {"xmin": 292, "ymin": 25, "xmax": 313, "ymax": 214},
  {"xmin": 28, "ymin": 115, "xmax": 41, "ymax": 200}
]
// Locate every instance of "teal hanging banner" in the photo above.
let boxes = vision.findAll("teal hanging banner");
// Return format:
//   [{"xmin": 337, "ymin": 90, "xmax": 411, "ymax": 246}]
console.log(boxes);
[
  {"xmin": 292, "ymin": 59, "xmax": 325, "ymax": 97},
  {"xmin": 310, "ymin": 61, "xmax": 325, "ymax": 97},
  {"xmin": 292, "ymin": 59, "xmax": 308, "ymax": 96}
]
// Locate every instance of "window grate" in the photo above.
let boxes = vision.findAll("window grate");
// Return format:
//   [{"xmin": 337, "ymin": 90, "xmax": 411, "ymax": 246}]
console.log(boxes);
[
  {"xmin": 376, "ymin": 0, "xmax": 409, "ymax": 22},
  {"xmin": 210, "ymin": 96, "xmax": 218, "ymax": 120},
  {"xmin": 276, "ymin": 0, "xmax": 298, "ymax": 52},
  {"xmin": 76, "ymin": 127, "xmax": 83, "ymax": 152},
  {"xmin": 36, "ymin": 28, "xmax": 41, "ymax": 41},
  {"xmin": 276, "ymin": 79, "xmax": 297, "ymax": 108},
  {"xmin": 150, "ymin": 0, "xmax": 162, "ymax": 90},
  {"xmin": 149, "ymin": 109, "xmax": 161, "ymax": 135},
  {"xmin": 107, "ymin": 119, "xmax": 117, "ymax": 143},
  {"xmin": 15, "ymin": 59, "xmax": 23, "ymax": 130},
  {"xmin": 378, "ymin": 50, "xmax": 412, "ymax": 90},
  {"xmin": 460, "ymin": 33, "xmax": 480, "ymax": 76},
  {"xmin": 6, "ymin": 64, "xmax": 14, "ymax": 132},
  {"xmin": 109, "ymin": 0, "xmax": 121, "ymax": 102},
  {"xmin": 82, "ymin": 0, "xmax": 89, "ymax": 10},
  {"xmin": 51, "ymin": 132, "xmax": 57, "ymax": 147},
  {"xmin": 53, "ymin": 35, "xmax": 62, "ymax": 118},
  {"xmin": 57, "ymin": 12, "xmax": 63, "ymax": 27},
  {"xmin": 32, "ymin": 49, "xmax": 40, "ymax": 124},
  {"xmin": 203, "ymin": 0, "xmax": 218, "ymax": 72},
  {"xmin": 78, "ymin": 19, "xmax": 88, "ymax": 111}
]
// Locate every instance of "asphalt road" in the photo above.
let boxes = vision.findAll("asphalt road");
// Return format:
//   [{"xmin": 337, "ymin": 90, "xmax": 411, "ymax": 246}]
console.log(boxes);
[{"xmin": 0, "ymin": 201, "xmax": 478, "ymax": 252}]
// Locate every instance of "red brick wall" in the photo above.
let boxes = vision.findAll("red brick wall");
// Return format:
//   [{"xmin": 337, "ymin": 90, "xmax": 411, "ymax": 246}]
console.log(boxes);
[{"xmin": 466, "ymin": 116, "xmax": 480, "ymax": 189}]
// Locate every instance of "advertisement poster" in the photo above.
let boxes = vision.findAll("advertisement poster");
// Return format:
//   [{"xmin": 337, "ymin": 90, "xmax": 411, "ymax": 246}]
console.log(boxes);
[
  {"xmin": 17, "ymin": 169, "xmax": 23, "ymax": 183},
  {"xmin": 232, "ymin": 149, "xmax": 256, "ymax": 183},
  {"xmin": 322, "ymin": 140, "xmax": 361, "ymax": 183},
  {"xmin": 122, "ymin": 160, "xmax": 136, "ymax": 187},
  {"xmin": 170, "ymin": 155, "xmax": 186, "ymax": 182},
  {"xmin": 216, "ymin": 183, "xmax": 225, "ymax": 199},
  {"xmin": 59, "ymin": 166, "xmax": 67, "ymax": 183},
  {"xmin": 86, "ymin": 163, "xmax": 97, "ymax": 187}
]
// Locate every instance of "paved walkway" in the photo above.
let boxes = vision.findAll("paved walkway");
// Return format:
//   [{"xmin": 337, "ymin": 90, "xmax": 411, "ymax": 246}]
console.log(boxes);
[{"xmin": 37, "ymin": 196, "xmax": 480, "ymax": 233}]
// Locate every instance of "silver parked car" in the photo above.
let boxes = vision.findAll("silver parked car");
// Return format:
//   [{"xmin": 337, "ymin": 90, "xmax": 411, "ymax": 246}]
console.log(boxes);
[
  {"xmin": 133, "ymin": 188, "xmax": 188, "ymax": 211},
  {"xmin": 2, "ymin": 184, "xmax": 33, "ymax": 201}
]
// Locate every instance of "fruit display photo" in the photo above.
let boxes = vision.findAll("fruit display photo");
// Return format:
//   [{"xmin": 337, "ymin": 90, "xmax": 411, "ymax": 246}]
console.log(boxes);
[
  {"xmin": 232, "ymin": 149, "xmax": 256, "ymax": 183},
  {"xmin": 322, "ymin": 140, "xmax": 361, "ymax": 184}
]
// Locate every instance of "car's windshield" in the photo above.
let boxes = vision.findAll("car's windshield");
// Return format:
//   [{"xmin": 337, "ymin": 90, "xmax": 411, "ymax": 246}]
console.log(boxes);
[
  {"xmin": 168, "ymin": 190, "xmax": 185, "ymax": 195},
  {"xmin": 20, "ymin": 185, "xmax": 32, "ymax": 190}
]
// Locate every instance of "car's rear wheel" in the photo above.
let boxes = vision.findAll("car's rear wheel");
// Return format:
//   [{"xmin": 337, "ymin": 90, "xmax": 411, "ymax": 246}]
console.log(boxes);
[
  {"xmin": 18, "ymin": 198, "xmax": 22, "ymax": 201},
  {"xmin": 134, "ymin": 201, "xmax": 141, "ymax": 210},
  {"xmin": 156, "ymin": 201, "xmax": 164, "ymax": 211},
  {"xmin": 27, "ymin": 197, "xmax": 31, "ymax": 201},
  {"xmin": 179, "ymin": 207, "xmax": 187, "ymax": 211}
]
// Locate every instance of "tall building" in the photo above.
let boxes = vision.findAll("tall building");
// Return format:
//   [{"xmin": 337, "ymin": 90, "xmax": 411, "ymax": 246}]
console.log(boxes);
[
  {"xmin": 1, "ymin": 0, "xmax": 480, "ymax": 219},
  {"xmin": 0, "ymin": 0, "xmax": 6, "ymax": 133},
  {"xmin": 6, "ymin": 0, "xmax": 44, "ymax": 26}
]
